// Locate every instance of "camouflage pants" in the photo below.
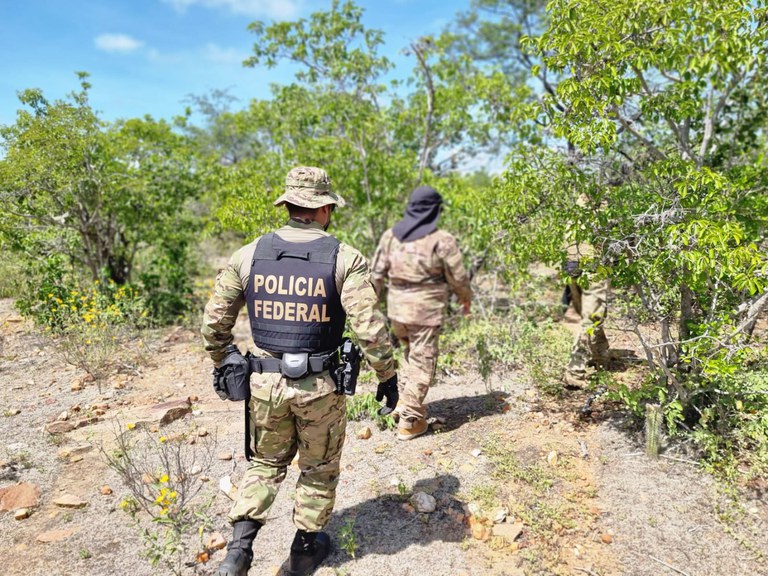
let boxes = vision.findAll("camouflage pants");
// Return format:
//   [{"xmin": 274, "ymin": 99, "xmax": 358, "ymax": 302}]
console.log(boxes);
[
  {"xmin": 567, "ymin": 278, "xmax": 610, "ymax": 374},
  {"xmin": 390, "ymin": 321, "xmax": 441, "ymax": 428},
  {"xmin": 228, "ymin": 371, "xmax": 346, "ymax": 532}
]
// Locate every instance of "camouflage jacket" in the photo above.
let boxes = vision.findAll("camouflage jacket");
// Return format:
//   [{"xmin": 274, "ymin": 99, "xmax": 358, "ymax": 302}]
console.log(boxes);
[
  {"xmin": 201, "ymin": 220, "xmax": 396, "ymax": 381},
  {"xmin": 371, "ymin": 228, "xmax": 471, "ymax": 327}
]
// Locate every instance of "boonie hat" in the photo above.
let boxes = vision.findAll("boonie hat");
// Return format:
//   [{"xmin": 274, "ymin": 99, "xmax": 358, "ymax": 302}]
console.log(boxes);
[{"xmin": 273, "ymin": 166, "xmax": 346, "ymax": 209}]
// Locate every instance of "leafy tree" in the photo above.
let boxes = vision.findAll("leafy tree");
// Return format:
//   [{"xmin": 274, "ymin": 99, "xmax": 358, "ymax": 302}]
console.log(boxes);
[
  {"xmin": 0, "ymin": 74, "xmax": 201, "ymax": 322},
  {"xmin": 202, "ymin": 0, "xmax": 521, "ymax": 256},
  {"xmin": 493, "ymin": 1, "xmax": 768, "ymax": 418}
]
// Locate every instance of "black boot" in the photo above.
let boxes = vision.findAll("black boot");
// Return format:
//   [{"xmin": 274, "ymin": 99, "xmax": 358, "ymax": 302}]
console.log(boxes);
[
  {"xmin": 217, "ymin": 519, "xmax": 262, "ymax": 576},
  {"xmin": 285, "ymin": 530, "xmax": 331, "ymax": 576}
]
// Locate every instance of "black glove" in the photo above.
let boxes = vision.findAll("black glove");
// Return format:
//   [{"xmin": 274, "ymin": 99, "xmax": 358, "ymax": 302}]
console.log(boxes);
[{"xmin": 375, "ymin": 374, "xmax": 399, "ymax": 416}]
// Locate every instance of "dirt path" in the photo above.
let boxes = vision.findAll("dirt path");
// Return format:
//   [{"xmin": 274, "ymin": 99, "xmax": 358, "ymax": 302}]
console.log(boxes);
[{"xmin": 1, "ymin": 299, "xmax": 766, "ymax": 576}]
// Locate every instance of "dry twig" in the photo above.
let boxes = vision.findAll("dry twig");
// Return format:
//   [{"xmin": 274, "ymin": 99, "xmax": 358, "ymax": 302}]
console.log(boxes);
[{"xmin": 648, "ymin": 554, "xmax": 692, "ymax": 576}]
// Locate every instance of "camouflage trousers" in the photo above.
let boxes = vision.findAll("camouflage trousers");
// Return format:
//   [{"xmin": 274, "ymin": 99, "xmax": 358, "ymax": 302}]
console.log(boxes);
[
  {"xmin": 390, "ymin": 321, "xmax": 441, "ymax": 429},
  {"xmin": 567, "ymin": 278, "xmax": 610, "ymax": 375},
  {"xmin": 228, "ymin": 371, "xmax": 347, "ymax": 532}
]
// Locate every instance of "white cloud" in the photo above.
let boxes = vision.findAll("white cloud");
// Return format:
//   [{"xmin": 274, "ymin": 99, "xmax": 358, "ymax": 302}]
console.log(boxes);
[
  {"xmin": 162, "ymin": 0, "xmax": 300, "ymax": 19},
  {"xmin": 94, "ymin": 33, "xmax": 144, "ymax": 53},
  {"xmin": 202, "ymin": 43, "xmax": 249, "ymax": 65}
]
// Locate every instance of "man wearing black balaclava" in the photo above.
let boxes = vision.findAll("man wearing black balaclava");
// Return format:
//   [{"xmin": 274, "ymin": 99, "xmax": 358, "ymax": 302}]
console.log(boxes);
[{"xmin": 371, "ymin": 185, "xmax": 472, "ymax": 440}]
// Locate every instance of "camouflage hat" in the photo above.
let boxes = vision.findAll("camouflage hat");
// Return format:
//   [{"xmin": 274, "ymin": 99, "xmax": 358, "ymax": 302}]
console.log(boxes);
[{"xmin": 273, "ymin": 166, "xmax": 346, "ymax": 209}]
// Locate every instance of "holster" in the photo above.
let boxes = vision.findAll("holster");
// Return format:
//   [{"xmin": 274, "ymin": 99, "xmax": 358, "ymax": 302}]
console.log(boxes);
[
  {"xmin": 332, "ymin": 339, "xmax": 361, "ymax": 396},
  {"xmin": 217, "ymin": 346, "xmax": 251, "ymax": 402}
]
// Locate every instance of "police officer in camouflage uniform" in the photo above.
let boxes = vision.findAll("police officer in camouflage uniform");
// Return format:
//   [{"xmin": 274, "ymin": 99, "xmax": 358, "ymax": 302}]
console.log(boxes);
[
  {"xmin": 202, "ymin": 167, "xmax": 398, "ymax": 576},
  {"xmin": 372, "ymin": 185, "xmax": 471, "ymax": 441}
]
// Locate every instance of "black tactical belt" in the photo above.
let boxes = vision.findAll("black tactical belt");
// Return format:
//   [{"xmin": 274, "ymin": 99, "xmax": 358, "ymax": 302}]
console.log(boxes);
[{"xmin": 248, "ymin": 354, "xmax": 333, "ymax": 375}]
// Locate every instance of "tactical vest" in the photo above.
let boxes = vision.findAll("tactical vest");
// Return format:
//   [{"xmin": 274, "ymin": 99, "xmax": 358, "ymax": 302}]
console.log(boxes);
[{"xmin": 245, "ymin": 233, "xmax": 346, "ymax": 355}]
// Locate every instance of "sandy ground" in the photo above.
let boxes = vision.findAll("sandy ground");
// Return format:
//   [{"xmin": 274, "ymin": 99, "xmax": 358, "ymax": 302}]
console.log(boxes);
[{"xmin": 1, "ymin": 298, "xmax": 767, "ymax": 576}]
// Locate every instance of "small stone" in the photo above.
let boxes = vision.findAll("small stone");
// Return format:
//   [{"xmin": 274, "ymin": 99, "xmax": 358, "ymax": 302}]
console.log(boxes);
[
  {"xmin": 6, "ymin": 408, "xmax": 21, "ymax": 416},
  {"xmin": 14, "ymin": 508, "xmax": 32, "ymax": 520},
  {"xmin": 100, "ymin": 486, "xmax": 113, "ymax": 495},
  {"xmin": 152, "ymin": 398, "xmax": 192, "ymax": 426},
  {"xmin": 600, "ymin": 533, "xmax": 613, "ymax": 544},
  {"xmin": 189, "ymin": 395, "xmax": 199, "ymax": 402},
  {"xmin": 0, "ymin": 482, "xmax": 41, "ymax": 511},
  {"xmin": 190, "ymin": 465, "xmax": 202, "ymax": 475},
  {"xmin": 142, "ymin": 473, "xmax": 155, "ymax": 484},
  {"xmin": 70, "ymin": 383, "xmax": 83, "ymax": 392},
  {"xmin": 219, "ymin": 476, "xmax": 237, "ymax": 500},
  {"xmin": 57, "ymin": 410, "xmax": 69, "ymax": 421},
  {"xmin": 197, "ymin": 427, "xmax": 208, "ymax": 437},
  {"xmin": 193, "ymin": 410, "xmax": 203, "ymax": 416},
  {"xmin": 45, "ymin": 421, "xmax": 76, "ymax": 434},
  {"xmin": 57, "ymin": 445, "xmax": 93, "ymax": 459},
  {"xmin": 422, "ymin": 449, "xmax": 433, "ymax": 456},
  {"xmin": 492, "ymin": 507, "xmax": 508, "ymax": 524},
  {"xmin": 217, "ymin": 450, "xmax": 233, "ymax": 461},
  {"xmin": 469, "ymin": 517, "xmax": 492, "ymax": 541},
  {"xmin": 150, "ymin": 425, "xmax": 159, "ymax": 433},
  {"xmin": 199, "ymin": 475, "xmax": 210, "ymax": 482},
  {"xmin": 53, "ymin": 494, "xmax": 88, "ymax": 509},
  {"xmin": 206, "ymin": 532, "xmax": 227, "ymax": 550},
  {"xmin": 389, "ymin": 477, "xmax": 403, "ymax": 487},
  {"xmin": 546, "ymin": 451, "xmax": 558, "ymax": 466},
  {"xmin": 356, "ymin": 426, "xmax": 372, "ymax": 440},
  {"xmin": 37, "ymin": 528, "xmax": 78, "ymax": 543},
  {"xmin": 74, "ymin": 416, "xmax": 99, "ymax": 429},
  {"xmin": 470, "ymin": 448, "xmax": 482, "ymax": 458},
  {"xmin": 410, "ymin": 492, "xmax": 437, "ymax": 513},
  {"xmin": 374, "ymin": 444, "xmax": 389, "ymax": 454},
  {"xmin": 493, "ymin": 521, "xmax": 524, "ymax": 543}
]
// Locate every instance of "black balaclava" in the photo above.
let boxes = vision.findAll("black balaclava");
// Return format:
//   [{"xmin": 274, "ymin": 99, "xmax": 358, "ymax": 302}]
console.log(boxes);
[{"xmin": 391, "ymin": 185, "xmax": 443, "ymax": 242}]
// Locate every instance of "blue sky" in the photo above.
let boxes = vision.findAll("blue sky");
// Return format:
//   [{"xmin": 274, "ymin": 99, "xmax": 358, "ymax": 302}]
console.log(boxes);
[{"xmin": 1, "ymin": 0, "xmax": 471, "ymax": 126}]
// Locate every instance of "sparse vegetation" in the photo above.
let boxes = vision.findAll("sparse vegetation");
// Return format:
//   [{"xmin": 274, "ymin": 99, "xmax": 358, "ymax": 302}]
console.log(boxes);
[
  {"xmin": 102, "ymin": 424, "xmax": 217, "ymax": 575},
  {"xmin": 346, "ymin": 392, "xmax": 397, "ymax": 430},
  {"xmin": 337, "ymin": 518, "xmax": 358, "ymax": 559}
]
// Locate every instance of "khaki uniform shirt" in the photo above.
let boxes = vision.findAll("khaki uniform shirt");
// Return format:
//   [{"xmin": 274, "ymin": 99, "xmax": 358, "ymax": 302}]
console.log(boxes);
[
  {"xmin": 202, "ymin": 220, "xmax": 396, "ymax": 381},
  {"xmin": 371, "ymin": 229, "xmax": 471, "ymax": 327}
]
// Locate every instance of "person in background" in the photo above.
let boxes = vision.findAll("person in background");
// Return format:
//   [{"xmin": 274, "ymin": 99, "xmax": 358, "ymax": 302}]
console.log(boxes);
[
  {"xmin": 372, "ymin": 185, "xmax": 471, "ymax": 441},
  {"xmin": 561, "ymin": 195, "xmax": 610, "ymax": 389}
]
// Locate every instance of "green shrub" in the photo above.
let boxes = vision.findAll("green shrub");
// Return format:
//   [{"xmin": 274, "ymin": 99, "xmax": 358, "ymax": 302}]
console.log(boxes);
[{"xmin": 439, "ymin": 308, "xmax": 571, "ymax": 394}]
